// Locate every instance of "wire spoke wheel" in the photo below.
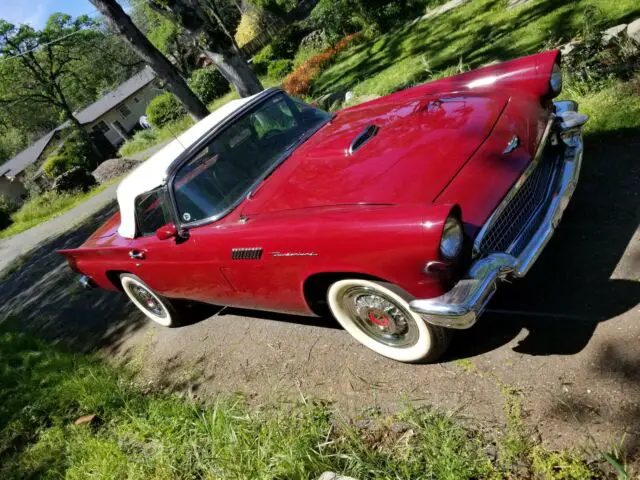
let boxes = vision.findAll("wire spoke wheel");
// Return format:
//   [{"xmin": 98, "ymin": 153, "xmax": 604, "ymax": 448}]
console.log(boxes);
[{"xmin": 327, "ymin": 279, "xmax": 452, "ymax": 363}]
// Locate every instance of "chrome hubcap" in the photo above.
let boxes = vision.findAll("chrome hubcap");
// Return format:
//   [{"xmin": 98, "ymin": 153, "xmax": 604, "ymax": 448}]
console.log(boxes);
[
  {"xmin": 130, "ymin": 284, "xmax": 166, "ymax": 318},
  {"xmin": 341, "ymin": 287, "xmax": 418, "ymax": 348}
]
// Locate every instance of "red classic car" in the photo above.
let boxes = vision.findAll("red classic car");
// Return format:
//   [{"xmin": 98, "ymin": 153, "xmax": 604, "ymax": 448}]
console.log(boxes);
[{"xmin": 60, "ymin": 50, "xmax": 588, "ymax": 363}]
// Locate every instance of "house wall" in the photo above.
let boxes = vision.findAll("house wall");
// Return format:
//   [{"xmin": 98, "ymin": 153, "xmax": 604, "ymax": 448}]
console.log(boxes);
[
  {"xmin": 0, "ymin": 175, "xmax": 28, "ymax": 204},
  {"xmin": 85, "ymin": 82, "xmax": 163, "ymax": 147}
]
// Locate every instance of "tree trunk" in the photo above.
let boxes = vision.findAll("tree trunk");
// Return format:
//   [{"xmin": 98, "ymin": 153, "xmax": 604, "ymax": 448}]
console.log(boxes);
[
  {"xmin": 89, "ymin": 0, "xmax": 209, "ymax": 120},
  {"xmin": 204, "ymin": 48, "xmax": 263, "ymax": 97}
]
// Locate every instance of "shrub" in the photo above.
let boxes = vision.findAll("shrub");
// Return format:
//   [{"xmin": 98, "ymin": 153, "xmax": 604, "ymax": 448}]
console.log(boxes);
[
  {"xmin": 234, "ymin": 11, "xmax": 263, "ymax": 47},
  {"xmin": 51, "ymin": 167, "xmax": 96, "ymax": 193},
  {"xmin": 310, "ymin": 0, "xmax": 429, "ymax": 41},
  {"xmin": 250, "ymin": 0, "xmax": 296, "ymax": 17},
  {"xmin": 283, "ymin": 33, "xmax": 362, "ymax": 97},
  {"xmin": 0, "ymin": 194, "xmax": 16, "ymax": 230},
  {"xmin": 267, "ymin": 59, "xmax": 293, "ymax": 79},
  {"xmin": 252, "ymin": 44, "xmax": 275, "ymax": 75},
  {"xmin": 42, "ymin": 154, "xmax": 71, "ymax": 179},
  {"xmin": 310, "ymin": 0, "xmax": 361, "ymax": 43},
  {"xmin": 146, "ymin": 92, "xmax": 187, "ymax": 129},
  {"xmin": 188, "ymin": 66, "xmax": 230, "ymax": 104},
  {"xmin": 42, "ymin": 129, "xmax": 96, "ymax": 179},
  {"xmin": 271, "ymin": 23, "xmax": 307, "ymax": 59},
  {"xmin": 562, "ymin": 6, "xmax": 640, "ymax": 94}
]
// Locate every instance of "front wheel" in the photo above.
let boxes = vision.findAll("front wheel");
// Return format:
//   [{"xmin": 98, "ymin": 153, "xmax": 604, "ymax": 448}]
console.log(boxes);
[
  {"xmin": 120, "ymin": 274, "xmax": 182, "ymax": 327},
  {"xmin": 327, "ymin": 279, "xmax": 452, "ymax": 363}
]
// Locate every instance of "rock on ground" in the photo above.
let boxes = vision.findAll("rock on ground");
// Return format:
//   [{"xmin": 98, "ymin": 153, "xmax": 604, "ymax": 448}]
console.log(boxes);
[
  {"xmin": 318, "ymin": 473, "xmax": 357, "ymax": 480},
  {"xmin": 92, "ymin": 158, "xmax": 140, "ymax": 184},
  {"xmin": 627, "ymin": 18, "xmax": 640, "ymax": 45},
  {"xmin": 601, "ymin": 24, "xmax": 627, "ymax": 44}
]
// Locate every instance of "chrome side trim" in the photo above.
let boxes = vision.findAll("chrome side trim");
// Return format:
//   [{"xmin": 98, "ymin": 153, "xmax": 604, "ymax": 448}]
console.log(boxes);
[
  {"xmin": 472, "ymin": 115, "xmax": 556, "ymax": 257},
  {"xmin": 410, "ymin": 101, "xmax": 587, "ymax": 329}
]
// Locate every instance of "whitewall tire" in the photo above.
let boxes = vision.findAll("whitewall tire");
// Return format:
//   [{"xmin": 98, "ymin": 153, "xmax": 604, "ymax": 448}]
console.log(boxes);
[
  {"xmin": 327, "ymin": 279, "xmax": 451, "ymax": 363},
  {"xmin": 120, "ymin": 274, "xmax": 179, "ymax": 327}
]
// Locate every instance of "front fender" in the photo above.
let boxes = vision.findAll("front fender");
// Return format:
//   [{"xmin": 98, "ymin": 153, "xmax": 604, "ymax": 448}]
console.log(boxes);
[{"xmin": 293, "ymin": 203, "xmax": 459, "ymax": 305}]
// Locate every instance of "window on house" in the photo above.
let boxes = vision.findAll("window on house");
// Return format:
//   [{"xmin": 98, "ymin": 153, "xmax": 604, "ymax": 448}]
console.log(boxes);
[
  {"xmin": 118, "ymin": 104, "xmax": 132, "ymax": 118},
  {"xmin": 92, "ymin": 121, "xmax": 109, "ymax": 134}
]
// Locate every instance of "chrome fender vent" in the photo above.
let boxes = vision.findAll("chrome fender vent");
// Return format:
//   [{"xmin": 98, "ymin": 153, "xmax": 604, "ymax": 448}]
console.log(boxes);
[
  {"xmin": 231, "ymin": 248, "xmax": 263, "ymax": 260},
  {"xmin": 348, "ymin": 124, "xmax": 379, "ymax": 155}
]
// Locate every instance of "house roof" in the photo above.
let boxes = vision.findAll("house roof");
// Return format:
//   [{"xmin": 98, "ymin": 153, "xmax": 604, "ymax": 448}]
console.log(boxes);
[
  {"xmin": 0, "ymin": 67, "xmax": 157, "ymax": 178},
  {"xmin": 74, "ymin": 66, "xmax": 156, "ymax": 124},
  {"xmin": 0, "ymin": 125, "xmax": 66, "ymax": 178}
]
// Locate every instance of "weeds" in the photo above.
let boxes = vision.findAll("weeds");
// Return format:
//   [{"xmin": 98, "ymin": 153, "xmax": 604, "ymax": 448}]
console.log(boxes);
[
  {"xmin": 0, "ymin": 329, "xmax": 619, "ymax": 479},
  {"xmin": 0, "ymin": 183, "xmax": 116, "ymax": 240}
]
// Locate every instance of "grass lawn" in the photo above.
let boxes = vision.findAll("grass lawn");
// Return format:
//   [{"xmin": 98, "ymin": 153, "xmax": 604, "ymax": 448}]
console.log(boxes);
[
  {"xmin": 312, "ymin": 0, "xmax": 640, "ymax": 98},
  {"xmin": 0, "ymin": 177, "xmax": 121, "ymax": 240},
  {"xmin": 0, "ymin": 327, "xmax": 618, "ymax": 479}
]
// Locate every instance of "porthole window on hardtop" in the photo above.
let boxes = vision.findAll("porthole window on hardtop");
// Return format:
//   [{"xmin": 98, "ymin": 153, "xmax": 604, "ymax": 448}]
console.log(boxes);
[{"xmin": 172, "ymin": 93, "xmax": 330, "ymax": 225}]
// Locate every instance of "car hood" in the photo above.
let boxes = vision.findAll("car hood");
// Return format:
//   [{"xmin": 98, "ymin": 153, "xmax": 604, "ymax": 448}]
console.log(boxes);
[{"xmin": 242, "ymin": 93, "xmax": 508, "ymax": 216}]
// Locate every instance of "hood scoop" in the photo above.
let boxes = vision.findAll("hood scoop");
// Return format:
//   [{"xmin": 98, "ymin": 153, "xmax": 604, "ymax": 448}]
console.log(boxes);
[{"xmin": 348, "ymin": 124, "xmax": 379, "ymax": 155}]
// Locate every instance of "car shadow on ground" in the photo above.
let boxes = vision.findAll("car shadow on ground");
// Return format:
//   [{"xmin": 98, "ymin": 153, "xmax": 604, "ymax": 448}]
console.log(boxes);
[
  {"xmin": 446, "ymin": 127, "xmax": 640, "ymax": 360},
  {"xmin": 0, "ymin": 204, "xmax": 149, "ymax": 353}
]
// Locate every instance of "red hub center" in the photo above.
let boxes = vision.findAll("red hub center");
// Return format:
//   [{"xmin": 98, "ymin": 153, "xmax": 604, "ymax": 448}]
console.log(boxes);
[{"xmin": 368, "ymin": 310, "xmax": 389, "ymax": 328}]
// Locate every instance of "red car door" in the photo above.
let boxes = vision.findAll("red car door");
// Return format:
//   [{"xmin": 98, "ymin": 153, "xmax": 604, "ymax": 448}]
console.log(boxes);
[{"xmin": 125, "ymin": 188, "xmax": 235, "ymax": 304}]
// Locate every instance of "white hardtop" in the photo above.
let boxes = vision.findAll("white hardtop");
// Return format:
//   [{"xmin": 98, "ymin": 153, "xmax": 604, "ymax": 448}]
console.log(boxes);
[{"xmin": 117, "ymin": 93, "xmax": 261, "ymax": 239}]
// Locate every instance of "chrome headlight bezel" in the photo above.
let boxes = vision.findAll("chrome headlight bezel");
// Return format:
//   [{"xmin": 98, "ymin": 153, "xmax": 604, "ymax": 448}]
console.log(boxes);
[
  {"xmin": 549, "ymin": 63, "xmax": 562, "ymax": 97},
  {"xmin": 440, "ymin": 216, "xmax": 463, "ymax": 260}
]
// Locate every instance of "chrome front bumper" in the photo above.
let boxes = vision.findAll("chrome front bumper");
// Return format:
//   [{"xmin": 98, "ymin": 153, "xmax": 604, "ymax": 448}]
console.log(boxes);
[{"xmin": 409, "ymin": 101, "xmax": 588, "ymax": 329}]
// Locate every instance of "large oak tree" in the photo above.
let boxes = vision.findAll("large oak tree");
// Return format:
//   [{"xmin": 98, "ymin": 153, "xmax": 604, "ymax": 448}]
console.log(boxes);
[{"xmin": 90, "ymin": 0, "xmax": 209, "ymax": 119}]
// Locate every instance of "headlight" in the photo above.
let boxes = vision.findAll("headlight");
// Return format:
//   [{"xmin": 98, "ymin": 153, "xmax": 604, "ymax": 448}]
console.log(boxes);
[
  {"xmin": 549, "ymin": 63, "xmax": 562, "ymax": 97},
  {"xmin": 440, "ymin": 216, "xmax": 463, "ymax": 259}
]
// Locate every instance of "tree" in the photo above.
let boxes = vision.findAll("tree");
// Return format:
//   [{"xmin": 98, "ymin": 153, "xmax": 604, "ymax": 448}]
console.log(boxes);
[
  {"xmin": 129, "ymin": 0, "xmax": 198, "ymax": 76},
  {"xmin": 147, "ymin": 0, "xmax": 263, "ymax": 97},
  {"xmin": 89, "ymin": 0, "xmax": 209, "ymax": 120},
  {"xmin": 0, "ymin": 15, "xmax": 99, "ymax": 132}
]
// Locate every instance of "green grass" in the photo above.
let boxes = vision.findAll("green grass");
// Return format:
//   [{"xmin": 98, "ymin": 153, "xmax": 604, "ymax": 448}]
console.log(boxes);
[
  {"xmin": 0, "ymin": 327, "xmax": 613, "ymax": 479},
  {"xmin": 118, "ymin": 115, "xmax": 197, "ymax": 158},
  {"xmin": 312, "ymin": 0, "xmax": 640, "ymax": 98},
  {"xmin": 0, "ymin": 177, "xmax": 121, "ymax": 240}
]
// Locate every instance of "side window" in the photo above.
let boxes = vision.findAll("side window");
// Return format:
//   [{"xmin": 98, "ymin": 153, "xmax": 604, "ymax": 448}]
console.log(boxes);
[{"xmin": 135, "ymin": 188, "xmax": 171, "ymax": 236}]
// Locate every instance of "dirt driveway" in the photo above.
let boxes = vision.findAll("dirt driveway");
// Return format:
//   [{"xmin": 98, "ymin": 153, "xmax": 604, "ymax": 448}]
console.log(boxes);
[{"xmin": 0, "ymin": 127, "xmax": 638, "ymax": 455}]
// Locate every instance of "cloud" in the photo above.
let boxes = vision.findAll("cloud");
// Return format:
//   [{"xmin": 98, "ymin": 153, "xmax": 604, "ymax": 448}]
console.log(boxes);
[{"xmin": 0, "ymin": 0, "xmax": 52, "ymax": 28}]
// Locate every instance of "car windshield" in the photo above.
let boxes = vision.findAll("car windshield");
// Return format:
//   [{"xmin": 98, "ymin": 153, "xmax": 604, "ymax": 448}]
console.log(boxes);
[{"xmin": 172, "ymin": 93, "xmax": 331, "ymax": 225}]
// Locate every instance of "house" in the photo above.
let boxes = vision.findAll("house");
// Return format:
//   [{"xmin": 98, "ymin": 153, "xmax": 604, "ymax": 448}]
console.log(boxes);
[{"xmin": 0, "ymin": 66, "xmax": 162, "ymax": 203}]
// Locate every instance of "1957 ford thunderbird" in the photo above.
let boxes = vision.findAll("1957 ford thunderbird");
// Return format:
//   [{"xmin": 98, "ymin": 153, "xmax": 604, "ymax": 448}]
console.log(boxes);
[{"xmin": 59, "ymin": 50, "xmax": 588, "ymax": 363}]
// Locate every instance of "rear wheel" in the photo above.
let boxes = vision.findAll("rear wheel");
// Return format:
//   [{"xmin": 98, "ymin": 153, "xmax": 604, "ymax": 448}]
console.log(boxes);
[
  {"xmin": 120, "ymin": 274, "xmax": 182, "ymax": 327},
  {"xmin": 327, "ymin": 279, "xmax": 452, "ymax": 363}
]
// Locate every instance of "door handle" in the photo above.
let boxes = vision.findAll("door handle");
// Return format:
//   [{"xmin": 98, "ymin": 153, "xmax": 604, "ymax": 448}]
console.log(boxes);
[{"xmin": 129, "ymin": 250, "xmax": 145, "ymax": 260}]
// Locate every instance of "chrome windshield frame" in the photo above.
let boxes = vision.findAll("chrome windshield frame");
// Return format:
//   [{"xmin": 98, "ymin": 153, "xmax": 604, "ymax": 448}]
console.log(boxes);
[{"xmin": 164, "ymin": 89, "xmax": 332, "ymax": 230}]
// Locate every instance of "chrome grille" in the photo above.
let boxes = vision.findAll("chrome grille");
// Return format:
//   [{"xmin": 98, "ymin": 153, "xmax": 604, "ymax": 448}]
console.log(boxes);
[{"xmin": 477, "ymin": 146, "xmax": 560, "ymax": 256}]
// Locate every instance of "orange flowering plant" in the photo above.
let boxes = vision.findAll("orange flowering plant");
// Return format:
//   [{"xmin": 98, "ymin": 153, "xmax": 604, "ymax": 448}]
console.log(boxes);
[{"xmin": 283, "ymin": 33, "xmax": 362, "ymax": 97}]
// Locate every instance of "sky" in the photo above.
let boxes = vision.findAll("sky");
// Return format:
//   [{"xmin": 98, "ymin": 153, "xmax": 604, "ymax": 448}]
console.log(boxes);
[{"xmin": 0, "ymin": 0, "xmax": 97, "ymax": 29}]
